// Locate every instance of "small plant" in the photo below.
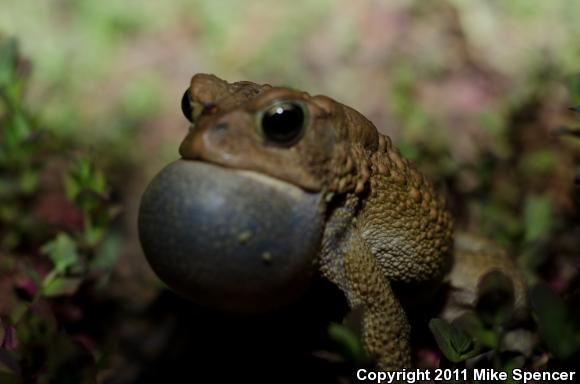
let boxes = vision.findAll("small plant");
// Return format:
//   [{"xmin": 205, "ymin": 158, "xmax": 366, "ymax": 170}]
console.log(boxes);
[
  {"xmin": 0, "ymin": 37, "xmax": 120, "ymax": 383},
  {"xmin": 430, "ymin": 270, "xmax": 580, "ymax": 382},
  {"xmin": 429, "ymin": 271, "xmax": 521, "ymax": 369}
]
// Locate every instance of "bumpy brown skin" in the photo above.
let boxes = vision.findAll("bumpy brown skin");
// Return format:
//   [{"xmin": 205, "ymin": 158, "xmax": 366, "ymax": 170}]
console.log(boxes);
[{"xmin": 179, "ymin": 74, "xmax": 453, "ymax": 370}]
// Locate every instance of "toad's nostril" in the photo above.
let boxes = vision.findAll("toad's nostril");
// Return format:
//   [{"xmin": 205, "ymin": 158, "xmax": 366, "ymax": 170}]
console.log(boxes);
[
  {"xmin": 202, "ymin": 103, "xmax": 220, "ymax": 116},
  {"xmin": 214, "ymin": 122, "xmax": 229, "ymax": 132}
]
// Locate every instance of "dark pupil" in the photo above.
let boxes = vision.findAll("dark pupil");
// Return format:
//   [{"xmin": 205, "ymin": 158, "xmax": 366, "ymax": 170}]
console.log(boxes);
[
  {"xmin": 181, "ymin": 88, "xmax": 193, "ymax": 122},
  {"xmin": 261, "ymin": 102, "xmax": 305, "ymax": 144}
]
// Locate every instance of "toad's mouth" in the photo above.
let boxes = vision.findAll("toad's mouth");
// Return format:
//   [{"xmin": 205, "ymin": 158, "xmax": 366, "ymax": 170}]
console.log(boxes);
[{"xmin": 138, "ymin": 159, "xmax": 325, "ymax": 313}]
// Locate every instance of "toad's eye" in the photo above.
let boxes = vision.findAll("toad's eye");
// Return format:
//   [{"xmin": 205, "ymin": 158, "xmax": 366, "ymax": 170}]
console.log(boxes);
[
  {"xmin": 181, "ymin": 88, "xmax": 194, "ymax": 122},
  {"xmin": 260, "ymin": 101, "xmax": 306, "ymax": 146}
]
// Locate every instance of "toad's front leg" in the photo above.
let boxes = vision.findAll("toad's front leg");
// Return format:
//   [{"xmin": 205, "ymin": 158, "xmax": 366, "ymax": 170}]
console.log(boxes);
[{"xmin": 322, "ymin": 229, "xmax": 411, "ymax": 370}]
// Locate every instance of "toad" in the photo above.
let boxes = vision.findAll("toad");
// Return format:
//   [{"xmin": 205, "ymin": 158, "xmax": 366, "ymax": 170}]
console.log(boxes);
[{"xmin": 139, "ymin": 74, "xmax": 525, "ymax": 370}]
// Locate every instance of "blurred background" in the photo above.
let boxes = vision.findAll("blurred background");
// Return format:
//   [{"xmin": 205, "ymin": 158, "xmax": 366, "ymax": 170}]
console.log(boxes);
[{"xmin": 1, "ymin": 0, "xmax": 579, "ymax": 382}]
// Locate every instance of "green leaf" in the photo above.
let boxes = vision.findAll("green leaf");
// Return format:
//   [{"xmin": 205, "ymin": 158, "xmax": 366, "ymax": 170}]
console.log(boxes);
[
  {"xmin": 328, "ymin": 322, "xmax": 366, "ymax": 365},
  {"xmin": 90, "ymin": 168, "xmax": 107, "ymax": 195},
  {"xmin": 42, "ymin": 276, "xmax": 82, "ymax": 297},
  {"xmin": 83, "ymin": 220, "xmax": 105, "ymax": 248},
  {"xmin": 11, "ymin": 111, "xmax": 31, "ymax": 143},
  {"xmin": 454, "ymin": 311, "xmax": 497, "ymax": 349},
  {"xmin": 429, "ymin": 318, "xmax": 477, "ymax": 362},
  {"xmin": 64, "ymin": 159, "xmax": 108, "ymax": 213},
  {"xmin": 63, "ymin": 172, "xmax": 81, "ymax": 203},
  {"xmin": 520, "ymin": 150, "xmax": 557, "ymax": 175},
  {"xmin": 523, "ymin": 195, "xmax": 552, "ymax": 243},
  {"xmin": 41, "ymin": 233, "xmax": 79, "ymax": 274},
  {"xmin": 503, "ymin": 354, "xmax": 525, "ymax": 384},
  {"xmin": 530, "ymin": 284, "xmax": 579, "ymax": 360},
  {"xmin": 0, "ymin": 38, "xmax": 18, "ymax": 88},
  {"xmin": 91, "ymin": 234, "xmax": 121, "ymax": 270}
]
